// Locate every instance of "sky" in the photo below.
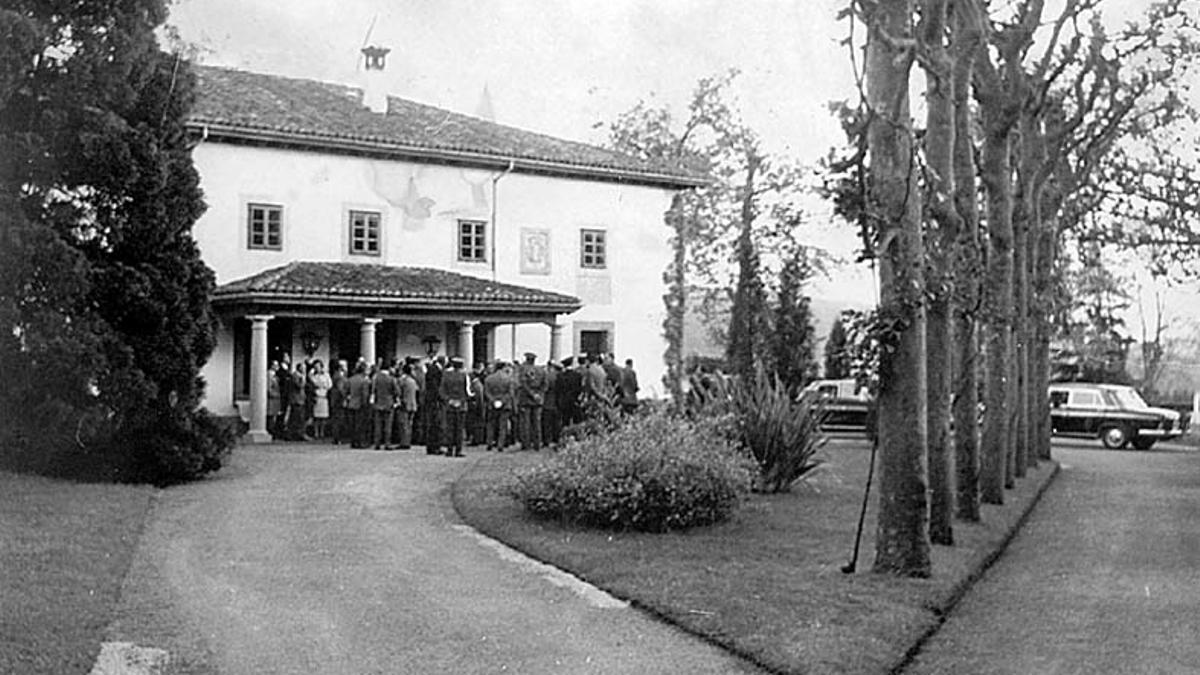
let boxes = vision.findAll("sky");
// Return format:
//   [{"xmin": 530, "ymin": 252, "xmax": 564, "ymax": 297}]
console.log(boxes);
[{"xmin": 166, "ymin": 0, "xmax": 1198, "ymax": 318}]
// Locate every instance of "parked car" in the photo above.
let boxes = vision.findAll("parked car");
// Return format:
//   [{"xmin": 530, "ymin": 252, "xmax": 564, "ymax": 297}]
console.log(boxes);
[
  {"xmin": 1048, "ymin": 382, "xmax": 1187, "ymax": 450},
  {"xmin": 802, "ymin": 379, "xmax": 871, "ymax": 432}
]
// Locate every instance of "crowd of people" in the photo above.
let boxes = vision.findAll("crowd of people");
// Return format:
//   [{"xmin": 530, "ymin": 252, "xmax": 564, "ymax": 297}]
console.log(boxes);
[{"xmin": 265, "ymin": 351, "xmax": 640, "ymax": 455}]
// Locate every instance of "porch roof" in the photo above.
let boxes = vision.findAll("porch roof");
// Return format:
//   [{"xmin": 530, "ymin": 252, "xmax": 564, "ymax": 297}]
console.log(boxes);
[{"xmin": 213, "ymin": 261, "xmax": 582, "ymax": 315}]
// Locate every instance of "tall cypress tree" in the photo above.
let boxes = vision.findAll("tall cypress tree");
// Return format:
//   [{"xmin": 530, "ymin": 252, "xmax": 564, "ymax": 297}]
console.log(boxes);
[
  {"xmin": 823, "ymin": 314, "xmax": 851, "ymax": 379},
  {"xmin": 771, "ymin": 253, "xmax": 817, "ymax": 390},
  {"xmin": 0, "ymin": 1, "xmax": 230, "ymax": 483}
]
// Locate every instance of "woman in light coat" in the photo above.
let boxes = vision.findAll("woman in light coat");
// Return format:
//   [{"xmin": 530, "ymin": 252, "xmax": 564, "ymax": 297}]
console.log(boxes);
[{"xmin": 309, "ymin": 359, "xmax": 333, "ymax": 439}]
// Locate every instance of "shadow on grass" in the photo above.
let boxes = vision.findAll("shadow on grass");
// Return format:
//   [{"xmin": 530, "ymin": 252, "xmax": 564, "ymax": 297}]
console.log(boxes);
[{"xmin": 452, "ymin": 442, "xmax": 1059, "ymax": 675}]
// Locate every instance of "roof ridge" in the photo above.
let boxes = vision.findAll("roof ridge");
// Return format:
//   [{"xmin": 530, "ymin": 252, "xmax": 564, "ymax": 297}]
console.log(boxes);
[{"xmin": 188, "ymin": 64, "xmax": 707, "ymax": 187}]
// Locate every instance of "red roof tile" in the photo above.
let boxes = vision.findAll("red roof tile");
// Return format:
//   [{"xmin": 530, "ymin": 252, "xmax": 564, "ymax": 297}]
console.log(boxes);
[
  {"xmin": 213, "ymin": 262, "xmax": 581, "ymax": 313},
  {"xmin": 189, "ymin": 66, "xmax": 706, "ymax": 188}
]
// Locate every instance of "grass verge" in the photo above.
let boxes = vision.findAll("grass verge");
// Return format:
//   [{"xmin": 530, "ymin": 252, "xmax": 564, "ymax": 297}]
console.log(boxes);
[
  {"xmin": 0, "ymin": 471, "xmax": 158, "ymax": 675},
  {"xmin": 453, "ymin": 439, "xmax": 1058, "ymax": 675}
]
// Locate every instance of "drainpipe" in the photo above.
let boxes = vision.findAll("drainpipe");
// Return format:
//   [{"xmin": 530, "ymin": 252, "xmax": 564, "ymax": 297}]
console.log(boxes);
[{"xmin": 490, "ymin": 160, "xmax": 516, "ymax": 281}]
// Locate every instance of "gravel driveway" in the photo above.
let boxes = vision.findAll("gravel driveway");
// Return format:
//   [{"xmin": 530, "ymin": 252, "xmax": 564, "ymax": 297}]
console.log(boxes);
[{"xmin": 103, "ymin": 445, "xmax": 762, "ymax": 675}]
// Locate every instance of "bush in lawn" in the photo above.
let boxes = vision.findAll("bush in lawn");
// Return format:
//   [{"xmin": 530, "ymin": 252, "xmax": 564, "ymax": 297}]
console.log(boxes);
[
  {"xmin": 509, "ymin": 413, "xmax": 755, "ymax": 532},
  {"xmin": 730, "ymin": 366, "xmax": 827, "ymax": 493},
  {"xmin": 560, "ymin": 382, "xmax": 624, "ymax": 442}
]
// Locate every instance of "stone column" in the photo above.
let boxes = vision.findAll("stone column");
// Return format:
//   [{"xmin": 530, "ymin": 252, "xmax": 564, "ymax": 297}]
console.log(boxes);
[
  {"xmin": 360, "ymin": 318, "xmax": 382, "ymax": 368},
  {"xmin": 247, "ymin": 314, "xmax": 274, "ymax": 443},
  {"xmin": 459, "ymin": 321, "xmax": 479, "ymax": 370},
  {"xmin": 549, "ymin": 320, "xmax": 564, "ymax": 363}
]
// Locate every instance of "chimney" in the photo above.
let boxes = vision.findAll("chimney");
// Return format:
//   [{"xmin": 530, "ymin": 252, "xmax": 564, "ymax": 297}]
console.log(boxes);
[{"xmin": 361, "ymin": 45, "xmax": 391, "ymax": 114}]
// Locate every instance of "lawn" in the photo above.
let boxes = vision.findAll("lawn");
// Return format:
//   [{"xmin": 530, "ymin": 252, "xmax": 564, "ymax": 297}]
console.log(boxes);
[
  {"xmin": 453, "ymin": 438, "xmax": 1058, "ymax": 675},
  {"xmin": 0, "ymin": 471, "xmax": 158, "ymax": 675}
]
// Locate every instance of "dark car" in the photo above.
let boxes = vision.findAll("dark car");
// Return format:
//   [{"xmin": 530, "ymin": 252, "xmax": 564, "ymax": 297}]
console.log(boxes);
[{"xmin": 1048, "ymin": 382, "xmax": 1187, "ymax": 450}]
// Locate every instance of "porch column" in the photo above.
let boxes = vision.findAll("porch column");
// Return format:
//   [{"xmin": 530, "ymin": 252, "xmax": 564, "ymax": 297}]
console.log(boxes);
[
  {"xmin": 459, "ymin": 321, "xmax": 479, "ymax": 370},
  {"xmin": 360, "ymin": 318, "xmax": 382, "ymax": 368},
  {"xmin": 247, "ymin": 314, "xmax": 274, "ymax": 443},
  {"xmin": 549, "ymin": 320, "xmax": 564, "ymax": 363}
]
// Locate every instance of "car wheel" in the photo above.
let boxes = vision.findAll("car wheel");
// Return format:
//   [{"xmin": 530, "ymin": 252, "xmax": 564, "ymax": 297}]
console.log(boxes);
[
  {"xmin": 1131, "ymin": 438, "xmax": 1156, "ymax": 451},
  {"xmin": 1100, "ymin": 425, "xmax": 1130, "ymax": 449}
]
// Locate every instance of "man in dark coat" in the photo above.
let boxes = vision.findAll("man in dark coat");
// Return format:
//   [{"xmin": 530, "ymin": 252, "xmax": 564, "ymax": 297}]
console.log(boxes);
[
  {"xmin": 619, "ymin": 358, "xmax": 640, "ymax": 415},
  {"xmin": 439, "ymin": 356, "xmax": 472, "ymax": 457},
  {"xmin": 329, "ymin": 359, "xmax": 349, "ymax": 445},
  {"xmin": 346, "ymin": 361, "xmax": 371, "ymax": 448},
  {"xmin": 556, "ymin": 356, "xmax": 583, "ymax": 428},
  {"xmin": 541, "ymin": 361, "xmax": 561, "ymax": 446},
  {"xmin": 423, "ymin": 355, "xmax": 445, "ymax": 454},
  {"xmin": 602, "ymin": 353, "xmax": 623, "ymax": 402},
  {"xmin": 371, "ymin": 361, "xmax": 401, "ymax": 449},
  {"xmin": 286, "ymin": 362, "xmax": 310, "ymax": 441}
]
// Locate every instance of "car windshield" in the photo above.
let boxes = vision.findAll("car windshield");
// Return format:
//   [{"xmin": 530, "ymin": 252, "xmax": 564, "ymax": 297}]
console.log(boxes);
[{"xmin": 1108, "ymin": 387, "xmax": 1149, "ymax": 410}]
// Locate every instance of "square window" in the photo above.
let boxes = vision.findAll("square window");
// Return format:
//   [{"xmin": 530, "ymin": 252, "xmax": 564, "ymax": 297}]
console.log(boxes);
[
  {"xmin": 349, "ymin": 210, "xmax": 381, "ymax": 256},
  {"xmin": 247, "ymin": 203, "xmax": 283, "ymax": 250},
  {"xmin": 580, "ymin": 229, "xmax": 606, "ymax": 269},
  {"xmin": 458, "ymin": 219, "xmax": 487, "ymax": 262}
]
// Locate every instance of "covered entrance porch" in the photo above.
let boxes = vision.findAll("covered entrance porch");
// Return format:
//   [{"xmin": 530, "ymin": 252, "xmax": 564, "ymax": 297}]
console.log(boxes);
[{"xmin": 213, "ymin": 262, "xmax": 581, "ymax": 443}]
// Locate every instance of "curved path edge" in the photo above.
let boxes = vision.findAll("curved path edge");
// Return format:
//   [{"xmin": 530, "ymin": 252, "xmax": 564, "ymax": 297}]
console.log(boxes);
[{"xmin": 887, "ymin": 460, "xmax": 1062, "ymax": 675}]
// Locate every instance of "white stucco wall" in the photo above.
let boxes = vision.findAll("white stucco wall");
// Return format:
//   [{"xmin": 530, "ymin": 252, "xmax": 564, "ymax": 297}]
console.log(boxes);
[{"xmin": 193, "ymin": 142, "xmax": 677, "ymax": 413}]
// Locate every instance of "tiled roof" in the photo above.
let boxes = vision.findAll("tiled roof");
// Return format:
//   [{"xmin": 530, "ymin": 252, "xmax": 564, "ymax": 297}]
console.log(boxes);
[
  {"xmin": 213, "ymin": 261, "xmax": 582, "ymax": 313},
  {"xmin": 189, "ymin": 66, "xmax": 707, "ymax": 188}
]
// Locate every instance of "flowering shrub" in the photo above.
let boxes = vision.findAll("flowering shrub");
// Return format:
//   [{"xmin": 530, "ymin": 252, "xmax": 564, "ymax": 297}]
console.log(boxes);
[{"xmin": 508, "ymin": 412, "xmax": 755, "ymax": 532}]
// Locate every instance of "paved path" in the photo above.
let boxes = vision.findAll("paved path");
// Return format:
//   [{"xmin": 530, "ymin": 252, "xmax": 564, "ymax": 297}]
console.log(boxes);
[
  {"xmin": 905, "ymin": 442, "xmax": 1200, "ymax": 674},
  {"xmin": 104, "ymin": 444, "xmax": 762, "ymax": 675}
]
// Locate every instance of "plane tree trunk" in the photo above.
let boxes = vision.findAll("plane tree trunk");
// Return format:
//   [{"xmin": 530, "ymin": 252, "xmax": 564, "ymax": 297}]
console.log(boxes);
[{"xmin": 865, "ymin": 0, "xmax": 932, "ymax": 577}]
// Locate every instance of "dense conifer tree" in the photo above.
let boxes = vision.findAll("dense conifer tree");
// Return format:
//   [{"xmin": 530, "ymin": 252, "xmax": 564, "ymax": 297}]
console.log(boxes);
[{"xmin": 0, "ymin": 0, "xmax": 231, "ymax": 483}]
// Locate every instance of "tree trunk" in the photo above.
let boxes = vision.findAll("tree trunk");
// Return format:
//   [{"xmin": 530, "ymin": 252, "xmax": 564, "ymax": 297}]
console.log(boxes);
[
  {"xmin": 867, "ymin": 0, "xmax": 932, "ymax": 578},
  {"xmin": 1032, "ymin": 213, "xmax": 1059, "ymax": 461},
  {"xmin": 1013, "ymin": 206, "xmax": 1030, "ymax": 480},
  {"xmin": 920, "ymin": 0, "xmax": 958, "ymax": 546},
  {"xmin": 951, "ymin": 4, "xmax": 983, "ymax": 522},
  {"xmin": 978, "ymin": 105, "xmax": 1014, "ymax": 505}
]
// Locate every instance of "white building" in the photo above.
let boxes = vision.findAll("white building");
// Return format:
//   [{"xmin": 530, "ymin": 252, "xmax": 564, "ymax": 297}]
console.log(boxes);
[{"xmin": 187, "ymin": 49, "xmax": 704, "ymax": 440}]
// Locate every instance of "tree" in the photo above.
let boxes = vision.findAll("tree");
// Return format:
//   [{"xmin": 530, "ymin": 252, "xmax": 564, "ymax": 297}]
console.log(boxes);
[
  {"xmin": 862, "ymin": 0, "xmax": 932, "ymax": 577},
  {"xmin": 601, "ymin": 72, "xmax": 740, "ymax": 397},
  {"xmin": 824, "ymin": 314, "xmax": 851, "ymax": 379},
  {"xmin": 917, "ymin": 0, "xmax": 961, "ymax": 546},
  {"xmin": 770, "ymin": 250, "xmax": 818, "ymax": 390},
  {"xmin": 725, "ymin": 145, "xmax": 770, "ymax": 382},
  {"xmin": 603, "ymin": 71, "xmax": 818, "ymax": 389},
  {"xmin": 0, "ymin": 1, "xmax": 232, "ymax": 483}
]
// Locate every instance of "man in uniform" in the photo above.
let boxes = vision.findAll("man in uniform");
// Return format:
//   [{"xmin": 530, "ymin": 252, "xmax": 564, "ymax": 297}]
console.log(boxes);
[
  {"xmin": 439, "ymin": 356, "xmax": 472, "ymax": 457},
  {"xmin": 516, "ymin": 352, "xmax": 548, "ymax": 451},
  {"xmin": 483, "ymin": 360, "xmax": 516, "ymax": 451}
]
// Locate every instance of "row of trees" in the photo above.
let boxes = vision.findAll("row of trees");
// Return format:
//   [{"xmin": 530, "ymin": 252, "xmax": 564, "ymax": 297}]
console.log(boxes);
[
  {"xmin": 1, "ymin": 1, "xmax": 231, "ymax": 483},
  {"xmin": 843, "ymin": 0, "xmax": 1200, "ymax": 575}
]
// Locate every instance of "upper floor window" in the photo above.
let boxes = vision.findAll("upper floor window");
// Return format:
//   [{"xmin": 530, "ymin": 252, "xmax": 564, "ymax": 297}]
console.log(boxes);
[
  {"xmin": 458, "ymin": 219, "xmax": 487, "ymax": 262},
  {"xmin": 247, "ymin": 203, "xmax": 282, "ymax": 250},
  {"xmin": 349, "ymin": 210, "xmax": 381, "ymax": 256},
  {"xmin": 580, "ymin": 229, "xmax": 607, "ymax": 269}
]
